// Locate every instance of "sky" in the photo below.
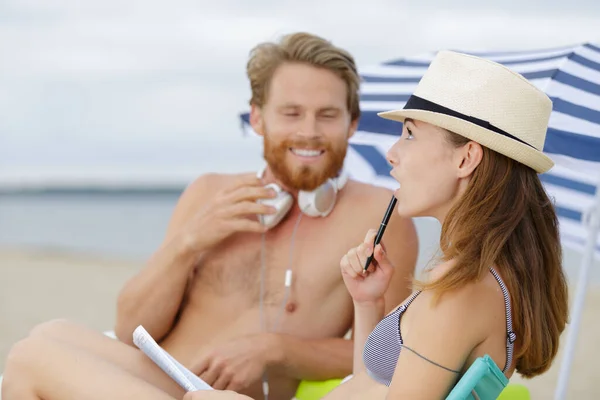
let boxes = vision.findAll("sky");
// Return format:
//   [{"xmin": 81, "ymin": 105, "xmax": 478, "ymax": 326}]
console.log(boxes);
[{"xmin": 0, "ymin": 0, "xmax": 599, "ymax": 179}]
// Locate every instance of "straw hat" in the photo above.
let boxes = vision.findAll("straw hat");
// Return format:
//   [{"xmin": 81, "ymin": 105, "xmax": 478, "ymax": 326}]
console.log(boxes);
[{"xmin": 378, "ymin": 50, "xmax": 554, "ymax": 173}]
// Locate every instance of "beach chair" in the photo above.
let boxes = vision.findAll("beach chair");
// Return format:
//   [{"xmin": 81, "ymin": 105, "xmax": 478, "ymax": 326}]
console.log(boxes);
[{"xmin": 294, "ymin": 355, "xmax": 530, "ymax": 400}]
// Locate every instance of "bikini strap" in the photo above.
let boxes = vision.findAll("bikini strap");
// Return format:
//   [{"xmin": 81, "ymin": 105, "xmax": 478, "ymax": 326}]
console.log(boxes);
[{"xmin": 489, "ymin": 267, "xmax": 516, "ymax": 373}]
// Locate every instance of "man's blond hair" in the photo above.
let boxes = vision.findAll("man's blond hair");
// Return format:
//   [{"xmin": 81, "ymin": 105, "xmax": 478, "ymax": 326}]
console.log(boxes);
[{"xmin": 246, "ymin": 32, "xmax": 361, "ymax": 121}]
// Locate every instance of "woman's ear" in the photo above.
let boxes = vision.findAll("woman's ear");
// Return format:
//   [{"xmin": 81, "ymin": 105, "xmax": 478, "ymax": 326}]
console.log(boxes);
[
  {"xmin": 456, "ymin": 141, "xmax": 483, "ymax": 178},
  {"xmin": 249, "ymin": 104, "xmax": 264, "ymax": 136}
]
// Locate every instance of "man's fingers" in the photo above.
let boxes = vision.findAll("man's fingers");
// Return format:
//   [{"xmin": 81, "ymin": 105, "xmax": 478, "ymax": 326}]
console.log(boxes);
[
  {"xmin": 199, "ymin": 366, "xmax": 220, "ymax": 387},
  {"xmin": 225, "ymin": 200, "xmax": 276, "ymax": 218},
  {"xmin": 225, "ymin": 185, "xmax": 277, "ymax": 204},
  {"xmin": 212, "ymin": 372, "xmax": 231, "ymax": 391},
  {"xmin": 192, "ymin": 358, "xmax": 209, "ymax": 377},
  {"xmin": 226, "ymin": 377, "xmax": 246, "ymax": 392}
]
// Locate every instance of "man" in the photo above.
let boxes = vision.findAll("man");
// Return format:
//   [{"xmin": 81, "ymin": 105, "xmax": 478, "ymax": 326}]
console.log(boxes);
[{"xmin": 1, "ymin": 32, "xmax": 418, "ymax": 400}]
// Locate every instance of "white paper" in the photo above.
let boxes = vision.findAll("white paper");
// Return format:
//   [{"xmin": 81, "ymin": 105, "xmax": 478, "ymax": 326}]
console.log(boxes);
[{"xmin": 133, "ymin": 325, "xmax": 213, "ymax": 391}]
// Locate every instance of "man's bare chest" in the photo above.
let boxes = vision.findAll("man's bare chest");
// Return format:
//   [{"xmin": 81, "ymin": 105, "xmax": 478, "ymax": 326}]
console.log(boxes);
[{"xmin": 192, "ymin": 216, "xmax": 361, "ymax": 304}]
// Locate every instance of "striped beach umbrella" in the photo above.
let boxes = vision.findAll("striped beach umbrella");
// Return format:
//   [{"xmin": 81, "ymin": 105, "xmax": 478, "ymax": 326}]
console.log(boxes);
[{"xmin": 240, "ymin": 42, "xmax": 600, "ymax": 399}]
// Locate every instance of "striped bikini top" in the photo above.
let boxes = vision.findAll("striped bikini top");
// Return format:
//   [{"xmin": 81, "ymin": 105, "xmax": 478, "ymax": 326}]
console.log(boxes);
[{"xmin": 363, "ymin": 267, "xmax": 517, "ymax": 386}]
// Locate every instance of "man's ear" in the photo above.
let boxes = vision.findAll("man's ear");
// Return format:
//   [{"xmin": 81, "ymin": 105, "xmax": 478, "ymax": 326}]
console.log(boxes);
[
  {"xmin": 347, "ymin": 117, "xmax": 358, "ymax": 140},
  {"xmin": 456, "ymin": 141, "xmax": 483, "ymax": 179},
  {"xmin": 249, "ymin": 104, "xmax": 264, "ymax": 136}
]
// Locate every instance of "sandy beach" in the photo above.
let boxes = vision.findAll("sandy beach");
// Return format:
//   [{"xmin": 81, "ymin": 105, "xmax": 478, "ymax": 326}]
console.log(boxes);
[
  {"xmin": 1, "ymin": 247, "xmax": 599, "ymax": 399},
  {"xmin": 0, "ymin": 248, "xmax": 141, "ymax": 371}
]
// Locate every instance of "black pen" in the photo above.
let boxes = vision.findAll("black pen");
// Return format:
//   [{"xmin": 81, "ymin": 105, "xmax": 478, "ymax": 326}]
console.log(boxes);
[{"xmin": 363, "ymin": 195, "xmax": 398, "ymax": 271}]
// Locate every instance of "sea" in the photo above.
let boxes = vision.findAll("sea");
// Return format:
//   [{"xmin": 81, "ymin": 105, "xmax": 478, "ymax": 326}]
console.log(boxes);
[
  {"xmin": 0, "ymin": 138, "xmax": 267, "ymax": 261},
  {"xmin": 0, "ymin": 183, "xmax": 446, "ymax": 269},
  {"xmin": 2, "ymin": 187, "xmax": 599, "ymax": 285},
  {"xmin": 1, "ymin": 138, "xmax": 598, "ymax": 283}
]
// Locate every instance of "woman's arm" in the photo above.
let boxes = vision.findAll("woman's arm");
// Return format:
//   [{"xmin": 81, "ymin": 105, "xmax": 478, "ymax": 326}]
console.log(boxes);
[
  {"xmin": 351, "ymin": 298, "xmax": 386, "ymax": 374},
  {"xmin": 339, "ymin": 229, "xmax": 413, "ymax": 377}
]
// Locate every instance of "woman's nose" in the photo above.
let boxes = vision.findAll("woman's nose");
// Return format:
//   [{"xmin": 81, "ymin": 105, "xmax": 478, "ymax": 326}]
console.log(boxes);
[{"xmin": 386, "ymin": 140, "xmax": 401, "ymax": 166}]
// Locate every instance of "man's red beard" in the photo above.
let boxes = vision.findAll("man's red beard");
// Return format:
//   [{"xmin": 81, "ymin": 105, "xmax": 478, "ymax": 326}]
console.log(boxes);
[{"xmin": 263, "ymin": 134, "xmax": 347, "ymax": 191}]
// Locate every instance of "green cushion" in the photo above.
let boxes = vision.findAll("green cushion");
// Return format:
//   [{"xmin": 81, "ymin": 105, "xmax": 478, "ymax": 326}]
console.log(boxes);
[
  {"xmin": 294, "ymin": 378, "xmax": 529, "ymax": 400},
  {"xmin": 497, "ymin": 384, "xmax": 530, "ymax": 400},
  {"xmin": 294, "ymin": 379, "xmax": 344, "ymax": 400}
]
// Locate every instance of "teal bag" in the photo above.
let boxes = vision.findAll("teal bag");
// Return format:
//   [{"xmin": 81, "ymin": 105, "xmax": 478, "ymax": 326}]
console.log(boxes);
[{"xmin": 445, "ymin": 355, "xmax": 508, "ymax": 400}]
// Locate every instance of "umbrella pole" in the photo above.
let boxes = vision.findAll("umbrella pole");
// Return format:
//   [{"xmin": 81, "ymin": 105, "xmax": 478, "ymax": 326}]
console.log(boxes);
[{"xmin": 554, "ymin": 181, "xmax": 600, "ymax": 400}]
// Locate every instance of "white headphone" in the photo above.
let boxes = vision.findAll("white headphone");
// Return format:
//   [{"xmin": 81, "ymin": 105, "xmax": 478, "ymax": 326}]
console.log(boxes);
[{"xmin": 256, "ymin": 165, "xmax": 349, "ymax": 229}]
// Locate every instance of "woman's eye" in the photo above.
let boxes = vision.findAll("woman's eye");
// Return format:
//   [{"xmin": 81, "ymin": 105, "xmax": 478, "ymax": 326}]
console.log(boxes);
[{"xmin": 405, "ymin": 127, "xmax": 414, "ymax": 140}]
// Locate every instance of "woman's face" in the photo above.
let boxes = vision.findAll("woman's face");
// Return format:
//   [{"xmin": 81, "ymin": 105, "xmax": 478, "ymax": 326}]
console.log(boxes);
[{"xmin": 386, "ymin": 118, "xmax": 478, "ymax": 222}]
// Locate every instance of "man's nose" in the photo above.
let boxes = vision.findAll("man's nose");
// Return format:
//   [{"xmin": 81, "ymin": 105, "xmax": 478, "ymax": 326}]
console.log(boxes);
[{"xmin": 296, "ymin": 115, "xmax": 320, "ymax": 138}]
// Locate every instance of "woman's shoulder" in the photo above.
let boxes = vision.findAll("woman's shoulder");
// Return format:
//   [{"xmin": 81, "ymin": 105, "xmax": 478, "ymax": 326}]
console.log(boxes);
[
  {"xmin": 394, "ymin": 264, "xmax": 507, "ymax": 381},
  {"xmin": 415, "ymin": 262, "xmax": 507, "ymax": 336},
  {"xmin": 424, "ymin": 260, "xmax": 507, "ymax": 299}
]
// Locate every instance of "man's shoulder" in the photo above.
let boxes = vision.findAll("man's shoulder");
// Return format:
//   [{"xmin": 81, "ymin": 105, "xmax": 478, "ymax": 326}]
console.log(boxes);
[
  {"xmin": 336, "ymin": 179, "xmax": 403, "ymax": 226},
  {"xmin": 342, "ymin": 179, "xmax": 395, "ymax": 208},
  {"xmin": 341, "ymin": 179, "xmax": 416, "ymax": 238}
]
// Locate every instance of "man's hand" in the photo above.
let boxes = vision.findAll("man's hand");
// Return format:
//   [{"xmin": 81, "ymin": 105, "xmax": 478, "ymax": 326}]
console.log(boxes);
[
  {"xmin": 183, "ymin": 391, "xmax": 253, "ymax": 400},
  {"xmin": 191, "ymin": 334, "xmax": 280, "ymax": 392},
  {"xmin": 180, "ymin": 174, "xmax": 277, "ymax": 252}
]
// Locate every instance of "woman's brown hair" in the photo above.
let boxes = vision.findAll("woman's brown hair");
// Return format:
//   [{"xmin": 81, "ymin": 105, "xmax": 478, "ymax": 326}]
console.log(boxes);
[{"xmin": 416, "ymin": 131, "xmax": 569, "ymax": 378}]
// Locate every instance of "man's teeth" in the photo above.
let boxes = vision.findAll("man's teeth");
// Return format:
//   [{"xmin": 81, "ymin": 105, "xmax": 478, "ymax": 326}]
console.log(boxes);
[{"xmin": 291, "ymin": 148, "xmax": 322, "ymax": 157}]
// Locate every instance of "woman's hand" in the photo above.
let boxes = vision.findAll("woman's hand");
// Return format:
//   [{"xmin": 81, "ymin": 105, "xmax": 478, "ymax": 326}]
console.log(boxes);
[{"xmin": 340, "ymin": 229, "xmax": 395, "ymax": 305}]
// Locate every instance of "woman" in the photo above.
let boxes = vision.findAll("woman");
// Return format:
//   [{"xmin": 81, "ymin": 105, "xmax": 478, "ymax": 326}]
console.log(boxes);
[{"xmin": 2, "ymin": 51, "xmax": 568, "ymax": 400}]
